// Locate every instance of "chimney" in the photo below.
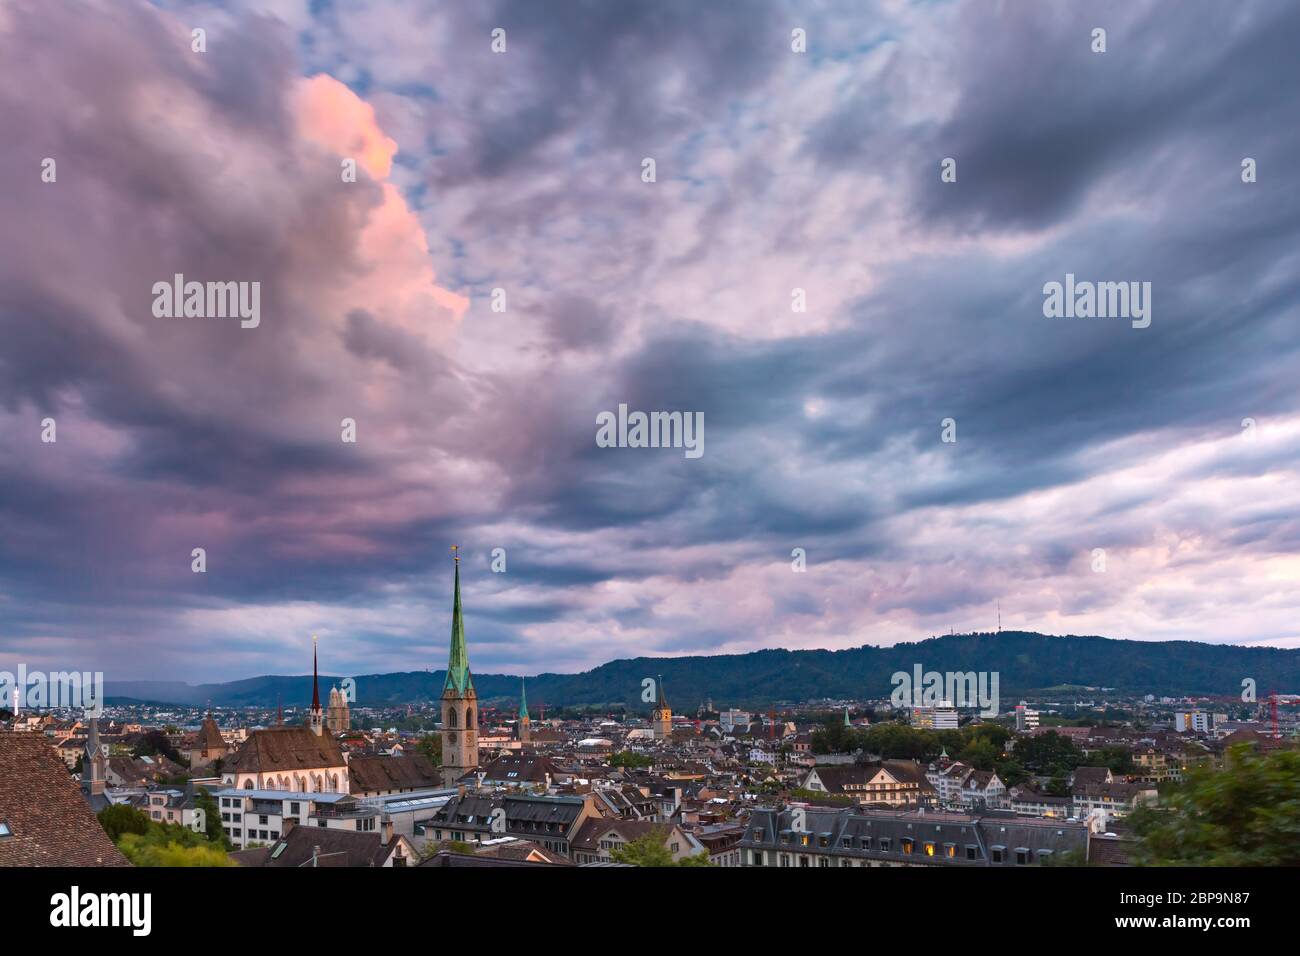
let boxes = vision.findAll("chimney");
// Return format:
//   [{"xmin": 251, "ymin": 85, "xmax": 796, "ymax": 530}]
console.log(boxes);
[
  {"xmin": 381, "ymin": 818, "xmax": 394, "ymax": 845},
  {"xmin": 312, "ymin": 845, "xmax": 321, "ymax": 867}
]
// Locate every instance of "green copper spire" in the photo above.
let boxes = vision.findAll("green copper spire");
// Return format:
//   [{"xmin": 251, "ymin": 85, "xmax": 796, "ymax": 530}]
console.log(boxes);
[
  {"xmin": 844, "ymin": 706, "xmax": 851, "ymax": 728},
  {"xmin": 444, "ymin": 550, "xmax": 473, "ymax": 694},
  {"xmin": 657, "ymin": 675, "xmax": 668, "ymax": 708},
  {"xmin": 520, "ymin": 677, "xmax": 529, "ymax": 721}
]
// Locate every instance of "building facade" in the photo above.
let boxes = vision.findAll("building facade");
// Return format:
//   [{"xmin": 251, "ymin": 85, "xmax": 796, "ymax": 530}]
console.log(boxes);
[{"xmin": 739, "ymin": 805, "xmax": 1089, "ymax": 867}]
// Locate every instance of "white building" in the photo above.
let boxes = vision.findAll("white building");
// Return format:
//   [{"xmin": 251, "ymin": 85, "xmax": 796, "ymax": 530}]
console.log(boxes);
[
  {"xmin": 912, "ymin": 704, "xmax": 959, "ymax": 730},
  {"xmin": 1174, "ymin": 710, "xmax": 1214, "ymax": 733},
  {"xmin": 1015, "ymin": 703, "xmax": 1040, "ymax": 732},
  {"xmin": 215, "ymin": 788, "xmax": 379, "ymax": 850}
]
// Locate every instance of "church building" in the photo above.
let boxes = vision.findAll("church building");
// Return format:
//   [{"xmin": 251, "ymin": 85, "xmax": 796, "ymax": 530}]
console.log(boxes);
[
  {"xmin": 440, "ymin": 548, "xmax": 479, "ymax": 786},
  {"xmin": 221, "ymin": 637, "xmax": 349, "ymax": 792},
  {"xmin": 652, "ymin": 676, "xmax": 672, "ymax": 739},
  {"xmin": 518, "ymin": 678, "xmax": 531, "ymax": 745},
  {"xmin": 327, "ymin": 683, "xmax": 351, "ymax": 733}
]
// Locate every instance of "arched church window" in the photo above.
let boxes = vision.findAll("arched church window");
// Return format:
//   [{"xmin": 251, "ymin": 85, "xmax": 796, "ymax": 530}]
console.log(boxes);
[
  {"xmin": 465, "ymin": 707, "xmax": 473, "ymax": 726},
  {"xmin": 448, "ymin": 708, "xmax": 457, "ymax": 728}
]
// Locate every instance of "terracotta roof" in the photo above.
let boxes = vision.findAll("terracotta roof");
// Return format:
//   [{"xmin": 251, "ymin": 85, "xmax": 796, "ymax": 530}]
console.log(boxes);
[
  {"xmin": 197, "ymin": 717, "xmax": 227, "ymax": 752},
  {"xmin": 348, "ymin": 754, "xmax": 440, "ymax": 793},
  {"xmin": 226, "ymin": 726, "xmax": 345, "ymax": 774},
  {"xmin": 0, "ymin": 732, "xmax": 130, "ymax": 867}
]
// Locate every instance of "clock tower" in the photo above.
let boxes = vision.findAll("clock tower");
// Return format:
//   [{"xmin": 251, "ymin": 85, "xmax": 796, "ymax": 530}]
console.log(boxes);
[{"xmin": 440, "ymin": 547, "xmax": 478, "ymax": 786}]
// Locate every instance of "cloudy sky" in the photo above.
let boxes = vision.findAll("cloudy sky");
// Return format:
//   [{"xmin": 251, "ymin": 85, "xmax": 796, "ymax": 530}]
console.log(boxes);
[{"xmin": 1, "ymin": 0, "xmax": 1298, "ymax": 683}]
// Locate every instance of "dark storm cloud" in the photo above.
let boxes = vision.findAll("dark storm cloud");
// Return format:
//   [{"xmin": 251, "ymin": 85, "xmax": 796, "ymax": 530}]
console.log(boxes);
[{"xmin": 3, "ymin": 0, "xmax": 1299, "ymax": 679}]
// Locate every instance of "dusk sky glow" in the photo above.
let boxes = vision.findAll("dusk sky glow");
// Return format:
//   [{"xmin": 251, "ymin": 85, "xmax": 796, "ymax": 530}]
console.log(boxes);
[{"xmin": 1, "ymin": 0, "xmax": 1298, "ymax": 683}]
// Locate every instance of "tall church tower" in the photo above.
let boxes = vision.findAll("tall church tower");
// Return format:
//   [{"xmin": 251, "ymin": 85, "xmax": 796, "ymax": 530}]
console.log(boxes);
[
  {"xmin": 308, "ymin": 636, "xmax": 324, "ymax": 737},
  {"xmin": 440, "ymin": 548, "xmax": 478, "ymax": 786},
  {"xmin": 652, "ymin": 675, "xmax": 672, "ymax": 740},
  {"xmin": 82, "ymin": 716, "xmax": 107, "ymax": 796},
  {"xmin": 518, "ymin": 678, "xmax": 531, "ymax": 745},
  {"xmin": 327, "ymin": 684, "xmax": 351, "ymax": 733}
]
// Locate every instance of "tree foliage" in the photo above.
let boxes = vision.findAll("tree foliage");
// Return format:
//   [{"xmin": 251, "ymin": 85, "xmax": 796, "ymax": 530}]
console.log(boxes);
[
  {"xmin": 98, "ymin": 804, "xmax": 151, "ymax": 842},
  {"xmin": 98, "ymin": 802, "xmax": 232, "ymax": 866},
  {"xmin": 1130, "ymin": 745, "xmax": 1300, "ymax": 866},
  {"xmin": 417, "ymin": 733, "xmax": 442, "ymax": 765},
  {"xmin": 610, "ymin": 831, "xmax": 711, "ymax": 867}
]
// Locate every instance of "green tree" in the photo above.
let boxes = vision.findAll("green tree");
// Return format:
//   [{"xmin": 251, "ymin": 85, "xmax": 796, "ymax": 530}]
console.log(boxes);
[
  {"xmin": 194, "ymin": 787, "xmax": 230, "ymax": 849},
  {"xmin": 1012, "ymin": 731, "xmax": 1083, "ymax": 776},
  {"xmin": 118, "ymin": 832, "xmax": 234, "ymax": 867},
  {"xmin": 1130, "ymin": 745, "xmax": 1300, "ymax": 866},
  {"xmin": 610, "ymin": 831, "xmax": 711, "ymax": 867},
  {"xmin": 132, "ymin": 729, "xmax": 181, "ymax": 764},
  {"xmin": 97, "ymin": 804, "xmax": 151, "ymax": 842},
  {"xmin": 417, "ymin": 733, "xmax": 442, "ymax": 765},
  {"xmin": 609, "ymin": 750, "xmax": 653, "ymax": 768}
]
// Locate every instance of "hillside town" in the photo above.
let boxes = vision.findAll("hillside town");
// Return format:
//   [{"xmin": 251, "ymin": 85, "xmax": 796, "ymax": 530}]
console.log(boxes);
[{"xmin": 2, "ymin": 558, "xmax": 1294, "ymax": 870}]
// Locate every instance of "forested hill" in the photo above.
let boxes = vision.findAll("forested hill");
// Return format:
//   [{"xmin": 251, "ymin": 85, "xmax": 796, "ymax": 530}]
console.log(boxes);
[{"xmin": 103, "ymin": 631, "xmax": 1296, "ymax": 710}]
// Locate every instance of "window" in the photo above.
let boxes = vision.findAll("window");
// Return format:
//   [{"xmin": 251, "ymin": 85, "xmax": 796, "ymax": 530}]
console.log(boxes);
[
  {"xmin": 1015, "ymin": 848, "xmax": 1030, "ymax": 865},
  {"xmin": 901, "ymin": 838, "xmax": 914, "ymax": 854},
  {"xmin": 991, "ymin": 845, "xmax": 1005, "ymax": 863},
  {"xmin": 0, "ymin": 822, "xmax": 10, "ymax": 838},
  {"xmin": 290, "ymin": 802, "xmax": 300, "ymax": 815},
  {"xmin": 966, "ymin": 845, "xmax": 978, "ymax": 861}
]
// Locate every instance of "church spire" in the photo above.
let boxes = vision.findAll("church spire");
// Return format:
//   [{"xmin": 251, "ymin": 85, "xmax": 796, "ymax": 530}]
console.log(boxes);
[
  {"xmin": 311, "ymin": 635, "xmax": 321, "ymax": 712},
  {"xmin": 657, "ymin": 674, "xmax": 668, "ymax": 708},
  {"xmin": 520, "ymin": 677, "xmax": 529, "ymax": 721},
  {"xmin": 308, "ymin": 635, "xmax": 324, "ymax": 736},
  {"xmin": 444, "ymin": 547, "xmax": 473, "ymax": 693}
]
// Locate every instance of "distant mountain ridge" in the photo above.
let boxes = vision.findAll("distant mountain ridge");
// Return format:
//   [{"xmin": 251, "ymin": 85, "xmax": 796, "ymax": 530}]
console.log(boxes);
[{"xmin": 103, "ymin": 631, "xmax": 1299, "ymax": 711}]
